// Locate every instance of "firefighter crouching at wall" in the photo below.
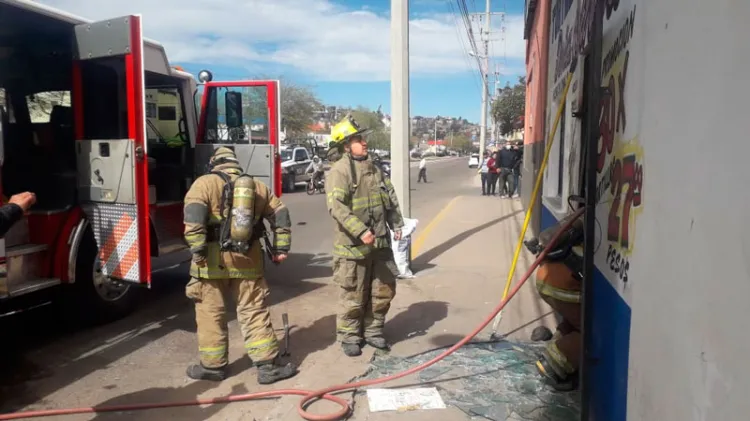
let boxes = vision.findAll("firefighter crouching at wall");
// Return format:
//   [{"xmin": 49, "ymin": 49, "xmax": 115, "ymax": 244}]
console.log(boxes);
[
  {"xmin": 525, "ymin": 212, "xmax": 584, "ymax": 391},
  {"xmin": 326, "ymin": 115, "xmax": 405, "ymax": 357},
  {"xmin": 183, "ymin": 146, "xmax": 297, "ymax": 384}
]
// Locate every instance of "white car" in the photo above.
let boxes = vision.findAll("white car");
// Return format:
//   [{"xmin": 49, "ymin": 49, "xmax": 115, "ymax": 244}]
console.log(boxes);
[{"xmin": 468, "ymin": 153, "xmax": 480, "ymax": 168}]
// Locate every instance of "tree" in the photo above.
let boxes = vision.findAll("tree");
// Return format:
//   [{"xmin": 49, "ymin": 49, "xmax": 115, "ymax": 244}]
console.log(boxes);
[
  {"xmin": 254, "ymin": 75, "xmax": 323, "ymax": 138},
  {"xmin": 491, "ymin": 76, "xmax": 526, "ymax": 136},
  {"xmin": 350, "ymin": 106, "xmax": 390, "ymax": 151},
  {"xmin": 451, "ymin": 133, "xmax": 473, "ymax": 153}
]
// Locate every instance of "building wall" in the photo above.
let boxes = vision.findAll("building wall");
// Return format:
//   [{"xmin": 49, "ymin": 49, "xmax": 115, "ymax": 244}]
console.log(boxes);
[
  {"xmin": 538, "ymin": 0, "xmax": 750, "ymax": 419},
  {"xmin": 522, "ymin": 0, "xmax": 551, "ymax": 236}
]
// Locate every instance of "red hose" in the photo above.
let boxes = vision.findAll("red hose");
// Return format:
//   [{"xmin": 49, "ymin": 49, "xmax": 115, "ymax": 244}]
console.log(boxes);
[{"xmin": 1, "ymin": 208, "xmax": 584, "ymax": 421}]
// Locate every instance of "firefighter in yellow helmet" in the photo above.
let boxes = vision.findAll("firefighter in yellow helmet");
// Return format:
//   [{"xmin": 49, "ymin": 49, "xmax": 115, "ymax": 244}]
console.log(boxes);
[
  {"xmin": 183, "ymin": 146, "xmax": 297, "ymax": 384},
  {"xmin": 326, "ymin": 114, "xmax": 405, "ymax": 357}
]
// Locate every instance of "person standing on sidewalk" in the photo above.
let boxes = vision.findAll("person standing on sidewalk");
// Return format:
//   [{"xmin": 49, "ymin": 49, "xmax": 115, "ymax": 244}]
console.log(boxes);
[
  {"xmin": 417, "ymin": 157, "xmax": 427, "ymax": 183},
  {"xmin": 326, "ymin": 114, "xmax": 405, "ymax": 357},
  {"xmin": 479, "ymin": 152, "xmax": 491, "ymax": 195},
  {"xmin": 183, "ymin": 147, "xmax": 297, "ymax": 384},
  {"xmin": 487, "ymin": 152, "xmax": 499, "ymax": 196},
  {"xmin": 511, "ymin": 143, "xmax": 523, "ymax": 198},
  {"xmin": 497, "ymin": 144, "xmax": 517, "ymax": 198}
]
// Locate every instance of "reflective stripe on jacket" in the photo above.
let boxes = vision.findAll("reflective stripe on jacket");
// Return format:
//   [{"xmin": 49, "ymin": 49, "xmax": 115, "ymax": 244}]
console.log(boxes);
[{"xmin": 326, "ymin": 153, "xmax": 404, "ymax": 259}]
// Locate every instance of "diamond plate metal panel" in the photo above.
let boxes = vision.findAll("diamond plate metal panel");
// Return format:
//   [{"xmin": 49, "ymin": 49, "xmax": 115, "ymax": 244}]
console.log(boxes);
[{"xmin": 83, "ymin": 203, "xmax": 141, "ymax": 283}]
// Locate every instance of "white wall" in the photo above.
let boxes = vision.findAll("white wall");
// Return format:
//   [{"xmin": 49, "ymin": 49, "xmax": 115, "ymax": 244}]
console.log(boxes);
[
  {"xmin": 541, "ymin": 0, "xmax": 750, "ymax": 419},
  {"xmin": 628, "ymin": 0, "xmax": 750, "ymax": 419}
]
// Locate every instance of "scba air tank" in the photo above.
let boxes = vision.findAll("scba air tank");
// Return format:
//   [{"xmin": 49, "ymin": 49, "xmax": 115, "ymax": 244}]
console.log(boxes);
[{"xmin": 230, "ymin": 174, "xmax": 256, "ymax": 252}]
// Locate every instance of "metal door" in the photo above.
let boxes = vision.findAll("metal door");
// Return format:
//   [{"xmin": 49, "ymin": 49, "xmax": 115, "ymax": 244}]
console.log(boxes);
[{"xmin": 73, "ymin": 15, "xmax": 151, "ymax": 284}]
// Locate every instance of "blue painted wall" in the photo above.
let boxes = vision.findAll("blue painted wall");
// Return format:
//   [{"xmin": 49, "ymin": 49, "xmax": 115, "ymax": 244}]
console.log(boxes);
[{"xmin": 541, "ymin": 205, "xmax": 630, "ymax": 421}]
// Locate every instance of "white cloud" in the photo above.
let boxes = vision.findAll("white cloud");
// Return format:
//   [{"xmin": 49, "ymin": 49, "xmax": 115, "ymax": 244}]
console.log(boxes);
[{"xmin": 38, "ymin": 0, "xmax": 526, "ymax": 82}]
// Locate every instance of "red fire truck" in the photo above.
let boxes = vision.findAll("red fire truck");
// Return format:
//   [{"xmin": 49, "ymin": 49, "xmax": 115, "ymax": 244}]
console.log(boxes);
[{"xmin": 0, "ymin": 0, "xmax": 282, "ymax": 320}]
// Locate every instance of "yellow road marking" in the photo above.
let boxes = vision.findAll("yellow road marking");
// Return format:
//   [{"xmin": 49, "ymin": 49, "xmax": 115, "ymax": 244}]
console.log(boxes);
[{"xmin": 410, "ymin": 196, "xmax": 460, "ymax": 258}]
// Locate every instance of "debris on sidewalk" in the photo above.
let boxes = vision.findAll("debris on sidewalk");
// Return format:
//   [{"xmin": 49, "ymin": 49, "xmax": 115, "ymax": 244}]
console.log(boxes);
[
  {"xmin": 391, "ymin": 218, "xmax": 418, "ymax": 278},
  {"xmin": 366, "ymin": 387, "xmax": 446, "ymax": 412},
  {"xmin": 354, "ymin": 341, "xmax": 580, "ymax": 420}
]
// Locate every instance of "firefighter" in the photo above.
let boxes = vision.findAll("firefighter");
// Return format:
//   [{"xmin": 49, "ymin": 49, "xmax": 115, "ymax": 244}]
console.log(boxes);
[
  {"xmin": 183, "ymin": 146, "xmax": 297, "ymax": 384},
  {"xmin": 527, "ymin": 213, "xmax": 584, "ymax": 391},
  {"xmin": 326, "ymin": 115, "xmax": 405, "ymax": 357},
  {"xmin": 535, "ymin": 258, "xmax": 581, "ymax": 391}
]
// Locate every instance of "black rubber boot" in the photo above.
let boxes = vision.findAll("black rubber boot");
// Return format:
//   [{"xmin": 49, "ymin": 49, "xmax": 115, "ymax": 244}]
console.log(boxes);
[
  {"xmin": 256, "ymin": 360, "xmax": 298, "ymax": 385},
  {"xmin": 186, "ymin": 364, "xmax": 227, "ymax": 382},
  {"xmin": 342, "ymin": 342, "xmax": 362, "ymax": 357},
  {"xmin": 365, "ymin": 336, "xmax": 390, "ymax": 350}
]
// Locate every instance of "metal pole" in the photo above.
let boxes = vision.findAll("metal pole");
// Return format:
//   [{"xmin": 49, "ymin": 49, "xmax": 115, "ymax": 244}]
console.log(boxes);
[
  {"xmin": 478, "ymin": 0, "xmax": 491, "ymax": 160},
  {"xmin": 390, "ymin": 0, "xmax": 410, "ymax": 219},
  {"xmin": 581, "ymin": 1, "xmax": 605, "ymax": 418}
]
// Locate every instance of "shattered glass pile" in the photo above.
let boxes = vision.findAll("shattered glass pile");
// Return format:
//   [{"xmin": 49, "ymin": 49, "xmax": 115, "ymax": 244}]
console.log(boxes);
[{"xmin": 355, "ymin": 341, "xmax": 581, "ymax": 420}]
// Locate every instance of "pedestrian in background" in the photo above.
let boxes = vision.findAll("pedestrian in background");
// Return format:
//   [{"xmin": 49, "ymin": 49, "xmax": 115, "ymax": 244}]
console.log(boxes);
[
  {"xmin": 512, "ymin": 142, "xmax": 523, "ymax": 198},
  {"xmin": 497, "ymin": 144, "xmax": 516, "ymax": 198},
  {"xmin": 479, "ymin": 152, "xmax": 491, "ymax": 196},
  {"xmin": 417, "ymin": 157, "xmax": 427, "ymax": 183},
  {"xmin": 487, "ymin": 152, "xmax": 499, "ymax": 196}
]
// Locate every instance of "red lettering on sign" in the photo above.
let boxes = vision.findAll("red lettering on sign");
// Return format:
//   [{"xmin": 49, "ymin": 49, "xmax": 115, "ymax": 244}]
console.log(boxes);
[
  {"xmin": 608, "ymin": 159, "xmax": 622, "ymax": 242},
  {"xmin": 607, "ymin": 154, "xmax": 644, "ymax": 249},
  {"xmin": 617, "ymin": 51, "xmax": 629, "ymax": 133}
]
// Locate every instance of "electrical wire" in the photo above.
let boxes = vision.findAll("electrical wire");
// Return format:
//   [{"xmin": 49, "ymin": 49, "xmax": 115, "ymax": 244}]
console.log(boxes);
[
  {"xmin": 447, "ymin": 0, "xmax": 483, "ymax": 91},
  {"xmin": 0, "ymin": 209, "xmax": 585, "ymax": 421}
]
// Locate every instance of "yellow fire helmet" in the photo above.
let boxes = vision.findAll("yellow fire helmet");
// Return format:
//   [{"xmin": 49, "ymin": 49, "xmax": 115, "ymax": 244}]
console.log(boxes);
[{"xmin": 330, "ymin": 114, "xmax": 372, "ymax": 146}]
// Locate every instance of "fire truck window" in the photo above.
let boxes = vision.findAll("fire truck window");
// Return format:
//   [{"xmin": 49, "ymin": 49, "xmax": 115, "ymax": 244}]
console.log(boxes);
[
  {"xmin": 146, "ymin": 103, "xmax": 157, "ymax": 119},
  {"xmin": 158, "ymin": 106, "xmax": 177, "ymax": 121},
  {"xmin": 145, "ymin": 88, "xmax": 184, "ymax": 145},
  {"xmin": 25, "ymin": 91, "xmax": 70, "ymax": 123},
  {"xmin": 204, "ymin": 85, "xmax": 269, "ymax": 144}
]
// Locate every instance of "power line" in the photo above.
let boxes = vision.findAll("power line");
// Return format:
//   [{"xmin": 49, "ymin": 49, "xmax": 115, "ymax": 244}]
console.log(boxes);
[{"xmin": 447, "ymin": 0, "xmax": 483, "ymax": 91}]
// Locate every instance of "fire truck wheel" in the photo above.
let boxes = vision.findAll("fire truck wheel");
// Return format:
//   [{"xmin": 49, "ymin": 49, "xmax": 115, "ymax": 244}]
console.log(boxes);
[{"xmin": 70, "ymin": 231, "xmax": 140, "ymax": 323}]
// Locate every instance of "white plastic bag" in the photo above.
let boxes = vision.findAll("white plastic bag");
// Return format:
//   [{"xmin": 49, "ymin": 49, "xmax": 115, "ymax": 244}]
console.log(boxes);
[{"xmin": 391, "ymin": 218, "xmax": 418, "ymax": 278}]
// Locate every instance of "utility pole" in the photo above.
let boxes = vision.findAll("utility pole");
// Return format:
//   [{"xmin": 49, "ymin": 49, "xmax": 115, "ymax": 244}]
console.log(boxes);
[
  {"xmin": 492, "ymin": 63, "xmax": 502, "ymax": 143},
  {"xmin": 390, "ymin": 0, "xmax": 410, "ymax": 218},
  {"xmin": 478, "ymin": 0, "xmax": 491, "ymax": 160}
]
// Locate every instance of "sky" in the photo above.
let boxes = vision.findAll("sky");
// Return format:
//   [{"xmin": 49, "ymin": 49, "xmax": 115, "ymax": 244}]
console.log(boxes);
[{"xmin": 39, "ymin": 0, "xmax": 527, "ymax": 124}]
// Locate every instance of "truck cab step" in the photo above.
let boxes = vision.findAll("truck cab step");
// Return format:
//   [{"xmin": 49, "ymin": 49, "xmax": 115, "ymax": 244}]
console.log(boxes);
[
  {"xmin": 0, "ymin": 243, "xmax": 56, "ymax": 299},
  {"xmin": 7, "ymin": 243, "xmax": 48, "ymax": 257},
  {"xmin": 3, "ymin": 278, "xmax": 61, "ymax": 298}
]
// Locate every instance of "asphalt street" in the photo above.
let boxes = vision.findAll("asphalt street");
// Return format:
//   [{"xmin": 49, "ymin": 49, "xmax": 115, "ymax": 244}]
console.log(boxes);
[{"xmin": 0, "ymin": 156, "xmax": 478, "ymax": 419}]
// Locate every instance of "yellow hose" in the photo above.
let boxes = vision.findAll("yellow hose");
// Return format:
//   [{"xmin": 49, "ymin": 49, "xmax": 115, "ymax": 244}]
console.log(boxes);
[{"xmin": 491, "ymin": 70, "xmax": 575, "ymax": 336}]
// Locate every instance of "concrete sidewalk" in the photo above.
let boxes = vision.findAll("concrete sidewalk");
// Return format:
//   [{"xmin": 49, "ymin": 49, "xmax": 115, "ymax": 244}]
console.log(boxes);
[{"xmin": 268, "ymin": 181, "xmax": 557, "ymax": 420}]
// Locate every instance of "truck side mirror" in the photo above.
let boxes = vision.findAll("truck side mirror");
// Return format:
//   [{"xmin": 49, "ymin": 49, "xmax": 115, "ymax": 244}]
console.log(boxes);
[{"xmin": 225, "ymin": 91, "xmax": 243, "ymax": 128}]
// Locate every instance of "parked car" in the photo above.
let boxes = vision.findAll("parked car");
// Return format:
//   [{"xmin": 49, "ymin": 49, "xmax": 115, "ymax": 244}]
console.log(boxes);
[
  {"xmin": 279, "ymin": 145, "xmax": 312, "ymax": 192},
  {"xmin": 468, "ymin": 153, "xmax": 480, "ymax": 168}
]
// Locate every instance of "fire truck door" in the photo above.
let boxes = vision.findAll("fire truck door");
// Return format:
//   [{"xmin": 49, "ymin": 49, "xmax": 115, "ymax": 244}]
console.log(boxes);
[
  {"xmin": 194, "ymin": 81, "xmax": 282, "ymax": 197},
  {"xmin": 73, "ymin": 16, "xmax": 152, "ymax": 285}
]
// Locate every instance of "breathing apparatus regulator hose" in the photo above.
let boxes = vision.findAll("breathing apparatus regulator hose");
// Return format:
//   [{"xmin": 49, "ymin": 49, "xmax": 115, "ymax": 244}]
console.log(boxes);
[{"xmin": 0, "ymin": 205, "xmax": 583, "ymax": 421}]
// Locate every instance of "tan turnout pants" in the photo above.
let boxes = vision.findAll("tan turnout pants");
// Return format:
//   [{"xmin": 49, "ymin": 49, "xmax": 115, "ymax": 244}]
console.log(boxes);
[
  {"xmin": 536, "ymin": 261, "xmax": 582, "ymax": 378},
  {"xmin": 333, "ymin": 248, "xmax": 398, "ymax": 344},
  {"xmin": 186, "ymin": 277, "xmax": 279, "ymax": 368}
]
